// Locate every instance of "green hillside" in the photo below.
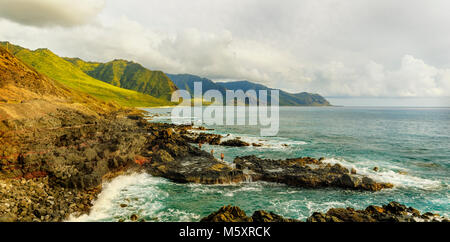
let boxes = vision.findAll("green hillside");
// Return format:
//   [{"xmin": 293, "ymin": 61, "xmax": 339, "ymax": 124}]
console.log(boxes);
[
  {"xmin": 0, "ymin": 42, "xmax": 172, "ymax": 107},
  {"xmin": 63, "ymin": 57, "xmax": 100, "ymax": 73},
  {"xmin": 217, "ymin": 81, "xmax": 331, "ymax": 106},
  {"xmin": 66, "ymin": 58, "xmax": 177, "ymax": 101}
]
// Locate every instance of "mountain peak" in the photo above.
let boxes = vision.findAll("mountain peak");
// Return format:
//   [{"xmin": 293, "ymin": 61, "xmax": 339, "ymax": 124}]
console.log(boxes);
[
  {"xmin": 69, "ymin": 57, "xmax": 177, "ymax": 100},
  {"xmin": 217, "ymin": 80, "xmax": 331, "ymax": 106}
]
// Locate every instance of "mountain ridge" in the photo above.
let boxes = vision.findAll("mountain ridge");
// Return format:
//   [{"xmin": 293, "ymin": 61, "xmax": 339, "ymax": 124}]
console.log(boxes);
[
  {"xmin": 216, "ymin": 80, "xmax": 331, "ymax": 106},
  {"xmin": 65, "ymin": 58, "xmax": 178, "ymax": 101},
  {"xmin": 168, "ymin": 73, "xmax": 331, "ymax": 106},
  {"xmin": 0, "ymin": 45, "xmax": 124, "ymax": 122},
  {"xmin": 167, "ymin": 73, "xmax": 227, "ymax": 96},
  {"xmin": 0, "ymin": 42, "xmax": 172, "ymax": 107}
]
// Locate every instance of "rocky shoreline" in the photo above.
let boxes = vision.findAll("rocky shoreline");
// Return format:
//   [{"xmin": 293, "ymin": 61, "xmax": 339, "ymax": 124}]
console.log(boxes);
[
  {"xmin": 152, "ymin": 131, "xmax": 393, "ymax": 191},
  {"xmin": 0, "ymin": 111, "xmax": 145, "ymax": 221},
  {"xmin": 1, "ymin": 111, "xmax": 447, "ymax": 222},
  {"xmin": 233, "ymin": 155, "xmax": 393, "ymax": 191},
  {"xmin": 1, "ymin": 44, "xmax": 442, "ymax": 223},
  {"xmin": 0, "ymin": 111, "xmax": 399, "ymax": 222},
  {"xmin": 201, "ymin": 202, "xmax": 449, "ymax": 222}
]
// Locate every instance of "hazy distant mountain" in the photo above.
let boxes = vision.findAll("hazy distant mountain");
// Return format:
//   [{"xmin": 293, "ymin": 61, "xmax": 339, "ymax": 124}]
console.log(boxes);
[
  {"xmin": 167, "ymin": 73, "xmax": 227, "ymax": 96},
  {"xmin": 168, "ymin": 74, "xmax": 330, "ymax": 106},
  {"xmin": 217, "ymin": 81, "xmax": 331, "ymax": 106}
]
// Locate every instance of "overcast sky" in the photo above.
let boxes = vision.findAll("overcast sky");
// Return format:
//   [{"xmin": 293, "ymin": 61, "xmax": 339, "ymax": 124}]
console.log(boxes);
[{"xmin": 0, "ymin": 0, "xmax": 449, "ymax": 102}]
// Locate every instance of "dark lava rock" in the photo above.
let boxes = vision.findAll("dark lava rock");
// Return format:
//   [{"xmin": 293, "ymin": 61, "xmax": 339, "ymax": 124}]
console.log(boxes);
[
  {"xmin": 201, "ymin": 205, "xmax": 299, "ymax": 222},
  {"xmin": 251, "ymin": 210, "xmax": 300, "ymax": 222},
  {"xmin": 307, "ymin": 201, "xmax": 448, "ymax": 222},
  {"xmin": 194, "ymin": 133, "xmax": 222, "ymax": 145},
  {"xmin": 145, "ymin": 154, "xmax": 245, "ymax": 184},
  {"xmin": 233, "ymin": 155, "xmax": 393, "ymax": 191},
  {"xmin": 142, "ymin": 123, "xmax": 246, "ymax": 184},
  {"xmin": 221, "ymin": 139, "xmax": 250, "ymax": 147},
  {"xmin": 130, "ymin": 214, "xmax": 139, "ymax": 221},
  {"xmin": 201, "ymin": 205, "xmax": 253, "ymax": 222}
]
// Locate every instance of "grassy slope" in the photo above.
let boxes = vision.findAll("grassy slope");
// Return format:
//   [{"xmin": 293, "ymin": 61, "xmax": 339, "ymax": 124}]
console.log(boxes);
[
  {"xmin": 66, "ymin": 58, "xmax": 177, "ymax": 101},
  {"xmin": 0, "ymin": 46, "xmax": 126, "ymax": 121},
  {"xmin": 0, "ymin": 42, "xmax": 172, "ymax": 107}
]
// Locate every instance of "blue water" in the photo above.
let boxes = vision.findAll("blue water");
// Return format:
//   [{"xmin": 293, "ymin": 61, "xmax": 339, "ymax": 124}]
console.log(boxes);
[{"xmin": 71, "ymin": 107, "xmax": 450, "ymax": 222}]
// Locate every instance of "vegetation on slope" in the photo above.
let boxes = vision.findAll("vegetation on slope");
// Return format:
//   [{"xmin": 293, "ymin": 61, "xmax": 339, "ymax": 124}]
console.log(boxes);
[
  {"xmin": 0, "ymin": 45, "xmax": 124, "ymax": 122},
  {"xmin": 0, "ymin": 42, "xmax": 172, "ymax": 107},
  {"xmin": 66, "ymin": 58, "xmax": 177, "ymax": 101}
]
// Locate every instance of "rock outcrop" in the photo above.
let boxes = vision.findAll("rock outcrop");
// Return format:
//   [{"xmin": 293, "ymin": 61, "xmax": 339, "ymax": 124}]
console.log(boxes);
[
  {"xmin": 202, "ymin": 202, "xmax": 449, "ymax": 223},
  {"xmin": 142, "ymin": 123, "xmax": 245, "ymax": 184},
  {"xmin": 182, "ymin": 132, "xmax": 222, "ymax": 145},
  {"xmin": 307, "ymin": 202, "xmax": 449, "ymax": 222},
  {"xmin": 234, "ymin": 156, "xmax": 393, "ymax": 191},
  {"xmin": 0, "ymin": 176, "xmax": 99, "ymax": 222},
  {"xmin": 200, "ymin": 205, "xmax": 299, "ymax": 222},
  {"xmin": 220, "ymin": 139, "xmax": 250, "ymax": 147}
]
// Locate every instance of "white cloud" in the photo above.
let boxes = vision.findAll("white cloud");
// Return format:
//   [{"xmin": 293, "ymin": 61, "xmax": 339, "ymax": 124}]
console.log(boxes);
[
  {"xmin": 0, "ymin": 0, "xmax": 449, "ymax": 98},
  {"xmin": 303, "ymin": 55, "xmax": 450, "ymax": 97},
  {"xmin": 0, "ymin": 16, "xmax": 304, "ymax": 87},
  {"xmin": 0, "ymin": 0, "xmax": 104, "ymax": 27}
]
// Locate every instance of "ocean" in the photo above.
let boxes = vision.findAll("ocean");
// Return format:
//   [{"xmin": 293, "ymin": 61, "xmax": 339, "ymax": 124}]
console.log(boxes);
[{"xmin": 70, "ymin": 107, "xmax": 450, "ymax": 222}]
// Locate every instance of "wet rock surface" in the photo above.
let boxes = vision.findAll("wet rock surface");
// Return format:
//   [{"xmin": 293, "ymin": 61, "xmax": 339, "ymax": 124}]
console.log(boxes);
[
  {"xmin": 142, "ymin": 124, "xmax": 245, "ymax": 184},
  {"xmin": 307, "ymin": 201, "xmax": 449, "ymax": 222},
  {"xmin": 0, "ymin": 112, "xmax": 148, "ymax": 221},
  {"xmin": 200, "ymin": 205, "xmax": 299, "ymax": 222},
  {"xmin": 189, "ymin": 132, "xmax": 222, "ymax": 145},
  {"xmin": 202, "ymin": 202, "xmax": 448, "ymax": 222},
  {"xmin": 1, "ymin": 114, "xmax": 401, "ymax": 222},
  {"xmin": 234, "ymin": 155, "xmax": 393, "ymax": 191},
  {"xmin": 0, "ymin": 114, "xmax": 246, "ymax": 221},
  {"xmin": 220, "ymin": 139, "xmax": 250, "ymax": 147}
]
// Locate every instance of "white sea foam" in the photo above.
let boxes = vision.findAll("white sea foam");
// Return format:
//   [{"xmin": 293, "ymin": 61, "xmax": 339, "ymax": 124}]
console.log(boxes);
[
  {"xmin": 305, "ymin": 200, "xmax": 349, "ymax": 214},
  {"xmin": 67, "ymin": 173, "xmax": 168, "ymax": 222},
  {"xmin": 323, "ymin": 158, "xmax": 442, "ymax": 190},
  {"xmin": 188, "ymin": 181, "xmax": 266, "ymax": 198},
  {"xmin": 188, "ymin": 184, "xmax": 225, "ymax": 194},
  {"xmin": 217, "ymin": 132, "xmax": 307, "ymax": 149},
  {"xmin": 156, "ymin": 208, "xmax": 201, "ymax": 222}
]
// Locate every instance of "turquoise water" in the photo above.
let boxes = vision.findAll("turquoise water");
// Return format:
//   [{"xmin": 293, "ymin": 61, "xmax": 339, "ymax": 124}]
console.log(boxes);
[{"xmin": 71, "ymin": 107, "xmax": 450, "ymax": 222}]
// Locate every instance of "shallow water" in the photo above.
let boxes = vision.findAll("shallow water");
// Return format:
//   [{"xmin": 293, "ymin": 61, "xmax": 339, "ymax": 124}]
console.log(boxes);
[{"xmin": 71, "ymin": 107, "xmax": 450, "ymax": 222}]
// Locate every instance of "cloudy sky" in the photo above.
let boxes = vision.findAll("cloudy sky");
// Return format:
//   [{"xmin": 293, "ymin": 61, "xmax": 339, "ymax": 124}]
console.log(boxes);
[{"xmin": 0, "ymin": 0, "xmax": 449, "ymax": 105}]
